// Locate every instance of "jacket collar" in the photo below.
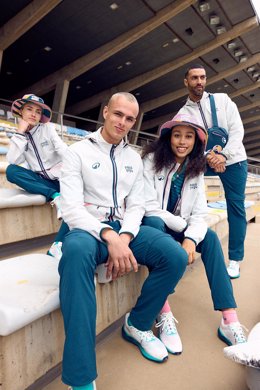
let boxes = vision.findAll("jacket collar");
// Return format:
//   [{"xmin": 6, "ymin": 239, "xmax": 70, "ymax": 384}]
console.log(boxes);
[
  {"xmin": 186, "ymin": 91, "xmax": 209, "ymax": 106},
  {"xmin": 87, "ymin": 127, "xmax": 128, "ymax": 153}
]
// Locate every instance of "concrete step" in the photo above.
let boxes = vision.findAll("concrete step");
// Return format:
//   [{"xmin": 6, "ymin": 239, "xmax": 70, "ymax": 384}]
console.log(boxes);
[
  {"xmin": 0, "ymin": 203, "xmax": 257, "ymax": 390},
  {"xmin": 42, "ymin": 222, "xmax": 260, "ymax": 390}
]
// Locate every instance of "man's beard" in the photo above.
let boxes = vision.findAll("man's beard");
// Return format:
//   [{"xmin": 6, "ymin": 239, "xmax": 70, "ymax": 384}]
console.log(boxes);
[{"xmin": 192, "ymin": 86, "xmax": 204, "ymax": 96}]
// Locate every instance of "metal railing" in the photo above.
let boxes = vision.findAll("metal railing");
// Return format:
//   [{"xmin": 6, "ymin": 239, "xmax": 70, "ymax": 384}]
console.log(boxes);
[{"xmin": 1, "ymin": 97, "xmax": 260, "ymax": 176}]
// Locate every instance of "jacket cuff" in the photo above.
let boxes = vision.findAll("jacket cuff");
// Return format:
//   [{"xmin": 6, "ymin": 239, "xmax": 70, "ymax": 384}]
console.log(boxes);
[
  {"xmin": 184, "ymin": 236, "xmax": 197, "ymax": 246},
  {"xmin": 100, "ymin": 226, "xmax": 114, "ymax": 242},
  {"xmin": 119, "ymin": 231, "xmax": 134, "ymax": 241},
  {"xmin": 14, "ymin": 132, "xmax": 27, "ymax": 138}
]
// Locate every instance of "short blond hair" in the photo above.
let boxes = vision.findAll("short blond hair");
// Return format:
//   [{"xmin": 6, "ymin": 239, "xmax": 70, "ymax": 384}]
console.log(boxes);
[{"xmin": 108, "ymin": 92, "xmax": 138, "ymax": 107}]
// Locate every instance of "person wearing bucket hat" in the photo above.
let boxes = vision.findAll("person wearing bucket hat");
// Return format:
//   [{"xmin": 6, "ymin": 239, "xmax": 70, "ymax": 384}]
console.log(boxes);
[
  {"xmin": 6, "ymin": 94, "xmax": 67, "ymax": 219},
  {"xmin": 141, "ymin": 113, "xmax": 247, "ymax": 355},
  {"xmin": 178, "ymin": 64, "xmax": 248, "ymax": 279}
]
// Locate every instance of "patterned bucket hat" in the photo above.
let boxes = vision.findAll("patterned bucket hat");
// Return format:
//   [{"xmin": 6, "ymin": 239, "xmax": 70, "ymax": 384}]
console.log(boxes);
[{"xmin": 11, "ymin": 94, "xmax": 52, "ymax": 123}]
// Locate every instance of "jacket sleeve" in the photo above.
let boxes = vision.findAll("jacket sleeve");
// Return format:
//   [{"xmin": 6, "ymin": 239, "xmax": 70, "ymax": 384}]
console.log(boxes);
[
  {"xmin": 119, "ymin": 157, "xmax": 145, "ymax": 238},
  {"xmin": 221, "ymin": 94, "xmax": 245, "ymax": 161},
  {"xmin": 184, "ymin": 176, "xmax": 208, "ymax": 245},
  {"xmin": 6, "ymin": 133, "xmax": 28, "ymax": 165},
  {"xmin": 49, "ymin": 127, "xmax": 68, "ymax": 156},
  {"xmin": 143, "ymin": 156, "xmax": 187, "ymax": 232},
  {"xmin": 60, "ymin": 147, "xmax": 113, "ymax": 241}
]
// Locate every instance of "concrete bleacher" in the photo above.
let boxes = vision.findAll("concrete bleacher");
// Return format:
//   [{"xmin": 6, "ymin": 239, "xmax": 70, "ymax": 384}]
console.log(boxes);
[
  {"xmin": 0, "ymin": 182, "xmax": 259, "ymax": 390},
  {"xmin": 0, "ymin": 252, "xmax": 148, "ymax": 390},
  {"xmin": 205, "ymin": 175, "xmax": 260, "ymax": 202},
  {"xmin": 1, "ymin": 132, "xmax": 260, "ymax": 389}
]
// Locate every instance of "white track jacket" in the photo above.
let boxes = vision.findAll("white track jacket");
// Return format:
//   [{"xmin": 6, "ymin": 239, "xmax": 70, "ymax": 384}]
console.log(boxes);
[
  {"xmin": 143, "ymin": 154, "xmax": 208, "ymax": 245},
  {"xmin": 60, "ymin": 128, "xmax": 145, "ymax": 241},
  {"xmin": 7, "ymin": 123, "xmax": 67, "ymax": 179},
  {"xmin": 178, "ymin": 92, "xmax": 247, "ymax": 166}
]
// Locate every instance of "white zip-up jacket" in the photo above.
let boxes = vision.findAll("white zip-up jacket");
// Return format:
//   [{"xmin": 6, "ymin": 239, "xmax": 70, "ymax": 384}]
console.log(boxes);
[
  {"xmin": 60, "ymin": 128, "xmax": 145, "ymax": 242},
  {"xmin": 143, "ymin": 154, "xmax": 208, "ymax": 245},
  {"xmin": 7, "ymin": 123, "xmax": 67, "ymax": 179},
  {"xmin": 178, "ymin": 92, "xmax": 247, "ymax": 166}
]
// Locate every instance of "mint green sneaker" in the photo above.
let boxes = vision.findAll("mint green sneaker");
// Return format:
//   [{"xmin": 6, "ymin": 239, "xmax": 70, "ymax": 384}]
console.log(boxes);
[
  {"xmin": 47, "ymin": 241, "xmax": 62, "ymax": 260},
  {"xmin": 122, "ymin": 313, "xmax": 168, "ymax": 363},
  {"xmin": 68, "ymin": 381, "xmax": 96, "ymax": 390}
]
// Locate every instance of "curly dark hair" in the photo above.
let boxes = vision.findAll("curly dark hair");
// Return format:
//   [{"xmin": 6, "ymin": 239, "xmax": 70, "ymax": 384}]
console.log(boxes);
[{"xmin": 142, "ymin": 129, "xmax": 206, "ymax": 179}]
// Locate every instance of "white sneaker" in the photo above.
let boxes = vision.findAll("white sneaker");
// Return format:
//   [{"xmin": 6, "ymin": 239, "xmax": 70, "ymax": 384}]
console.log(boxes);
[
  {"xmin": 227, "ymin": 260, "xmax": 240, "ymax": 279},
  {"xmin": 218, "ymin": 319, "xmax": 247, "ymax": 346},
  {"xmin": 47, "ymin": 241, "xmax": 62, "ymax": 260},
  {"xmin": 122, "ymin": 313, "xmax": 168, "ymax": 362},
  {"xmin": 51, "ymin": 195, "xmax": 62, "ymax": 220},
  {"xmin": 156, "ymin": 312, "xmax": 182, "ymax": 355}
]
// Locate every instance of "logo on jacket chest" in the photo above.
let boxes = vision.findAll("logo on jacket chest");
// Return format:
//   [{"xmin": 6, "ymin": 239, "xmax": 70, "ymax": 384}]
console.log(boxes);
[
  {"xmin": 189, "ymin": 183, "xmax": 198, "ymax": 190},
  {"xmin": 125, "ymin": 165, "xmax": 133, "ymax": 173},
  {"xmin": 40, "ymin": 140, "xmax": 49, "ymax": 147},
  {"xmin": 92, "ymin": 162, "xmax": 100, "ymax": 169},
  {"xmin": 158, "ymin": 175, "xmax": 165, "ymax": 181}
]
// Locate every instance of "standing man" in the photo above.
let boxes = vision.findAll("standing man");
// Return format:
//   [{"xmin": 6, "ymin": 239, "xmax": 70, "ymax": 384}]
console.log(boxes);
[
  {"xmin": 59, "ymin": 92, "xmax": 188, "ymax": 390},
  {"xmin": 178, "ymin": 64, "xmax": 247, "ymax": 279}
]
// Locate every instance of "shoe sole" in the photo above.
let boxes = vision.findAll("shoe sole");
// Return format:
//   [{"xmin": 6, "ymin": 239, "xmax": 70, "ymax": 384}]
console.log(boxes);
[
  {"xmin": 122, "ymin": 326, "xmax": 168, "ymax": 363},
  {"xmin": 217, "ymin": 328, "xmax": 232, "ymax": 346},
  {"xmin": 164, "ymin": 347, "xmax": 182, "ymax": 355},
  {"xmin": 229, "ymin": 274, "xmax": 240, "ymax": 279}
]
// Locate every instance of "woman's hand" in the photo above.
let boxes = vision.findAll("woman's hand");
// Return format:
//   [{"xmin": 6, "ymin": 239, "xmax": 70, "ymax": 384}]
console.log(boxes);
[{"xmin": 182, "ymin": 238, "xmax": 196, "ymax": 264}]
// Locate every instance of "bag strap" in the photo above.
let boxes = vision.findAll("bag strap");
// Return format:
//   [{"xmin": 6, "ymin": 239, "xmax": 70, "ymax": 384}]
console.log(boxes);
[
  {"xmin": 198, "ymin": 94, "xmax": 218, "ymax": 129},
  {"xmin": 209, "ymin": 94, "xmax": 219, "ymax": 127},
  {"xmin": 27, "ymin": 127, "xmax": 52, "ymax": 180}
]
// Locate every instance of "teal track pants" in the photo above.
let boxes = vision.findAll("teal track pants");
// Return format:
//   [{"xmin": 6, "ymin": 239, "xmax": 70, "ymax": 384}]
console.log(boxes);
[
  {"xmin": 6, "ymin": 164, "xmax": 59, "ymax": 201},
  {"xmin": 206, "ymin": 160, "xmax": 248, "ymax": 260},
  {"xmin": 58, "ymin": 222, "xmax": 188, "ymax": 387},
  {"xmin": 142, "ymin": 216, "xmax": 237, "ymax": 311}
]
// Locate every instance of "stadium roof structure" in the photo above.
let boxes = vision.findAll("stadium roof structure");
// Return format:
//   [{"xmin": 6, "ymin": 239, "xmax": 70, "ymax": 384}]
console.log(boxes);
[{"xmin": 1, "ymin": 0, "xmax": 260, "ymax": 158}]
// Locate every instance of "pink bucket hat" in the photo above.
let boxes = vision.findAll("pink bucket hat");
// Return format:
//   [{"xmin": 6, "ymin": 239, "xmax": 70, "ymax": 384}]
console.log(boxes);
[
  {"xmin": 11, "ymin": 94, "xmax": 52, "ymax": 123},
  {"xmin": 159, "ymin": 113, "xmax": 208, "ymax": 145}
]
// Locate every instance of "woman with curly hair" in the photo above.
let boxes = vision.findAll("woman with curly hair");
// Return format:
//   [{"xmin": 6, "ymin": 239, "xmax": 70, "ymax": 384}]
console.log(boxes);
[{"xmin": 142, "ymin": 113, "xmax": 246, "ymax": 356}]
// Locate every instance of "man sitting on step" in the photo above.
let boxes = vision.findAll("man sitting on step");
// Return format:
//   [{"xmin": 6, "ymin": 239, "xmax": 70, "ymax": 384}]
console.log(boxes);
[{"xmin": 58, "ymin": 92, "xmax": 188, "ymax": 390}]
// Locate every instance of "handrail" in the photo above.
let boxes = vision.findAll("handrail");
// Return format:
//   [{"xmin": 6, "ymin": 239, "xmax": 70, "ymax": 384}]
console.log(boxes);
[{"xmin": 1, "ymin": 98, "xmax": 260, "ymax": 169}]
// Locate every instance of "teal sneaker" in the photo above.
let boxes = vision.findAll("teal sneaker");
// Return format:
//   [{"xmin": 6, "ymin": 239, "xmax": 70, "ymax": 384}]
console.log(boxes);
[
  {"xmin": 218, "ymin": 319, "xmax": 247, "ymax": 346},
  {"xmin": 122, "ymin": 313, "xmax": 168, "ymax": 363},
  {"xmin": 227, "ymin": 260, "xmax": 240, "ymax": 279},
  {"xmin": 68, "ymin": 381, "xmax": 96, "ymax": 390},
  {"xmin": 47, "ymin": 241, "xmax": 62, "ymax": 260}
]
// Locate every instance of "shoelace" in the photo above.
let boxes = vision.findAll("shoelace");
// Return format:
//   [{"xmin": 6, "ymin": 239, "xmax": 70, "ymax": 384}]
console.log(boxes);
[
  {"xmin": 230, "ymin": 322, "xmax": 248, "ymax": 344},
  {"xmin": 135, "ymin": 329, "xmax": 156, "ymax": 342},
  {"xmin": 155, "ymin": 313, "xmax": 178, "ymax": 335}
]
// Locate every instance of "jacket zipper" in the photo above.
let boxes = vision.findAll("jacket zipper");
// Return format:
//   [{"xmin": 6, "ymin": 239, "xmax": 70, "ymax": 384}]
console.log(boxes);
[
  {"xmin": 162, "ymin": 166, "xmax": 176, "ymax": 209},
  {"xmin": 108, "ymin": 145, "xmax": 118, "ymax": 221}
]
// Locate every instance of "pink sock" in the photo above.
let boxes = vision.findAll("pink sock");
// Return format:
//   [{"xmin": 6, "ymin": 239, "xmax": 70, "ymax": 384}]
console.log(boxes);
[
  {"xmin": 222, "ymin": 309, "xmax": 238, "ymax": 324},
  {"xmin": 160, "ymin": 300, "xmax": 171, "ymax": 314}
]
